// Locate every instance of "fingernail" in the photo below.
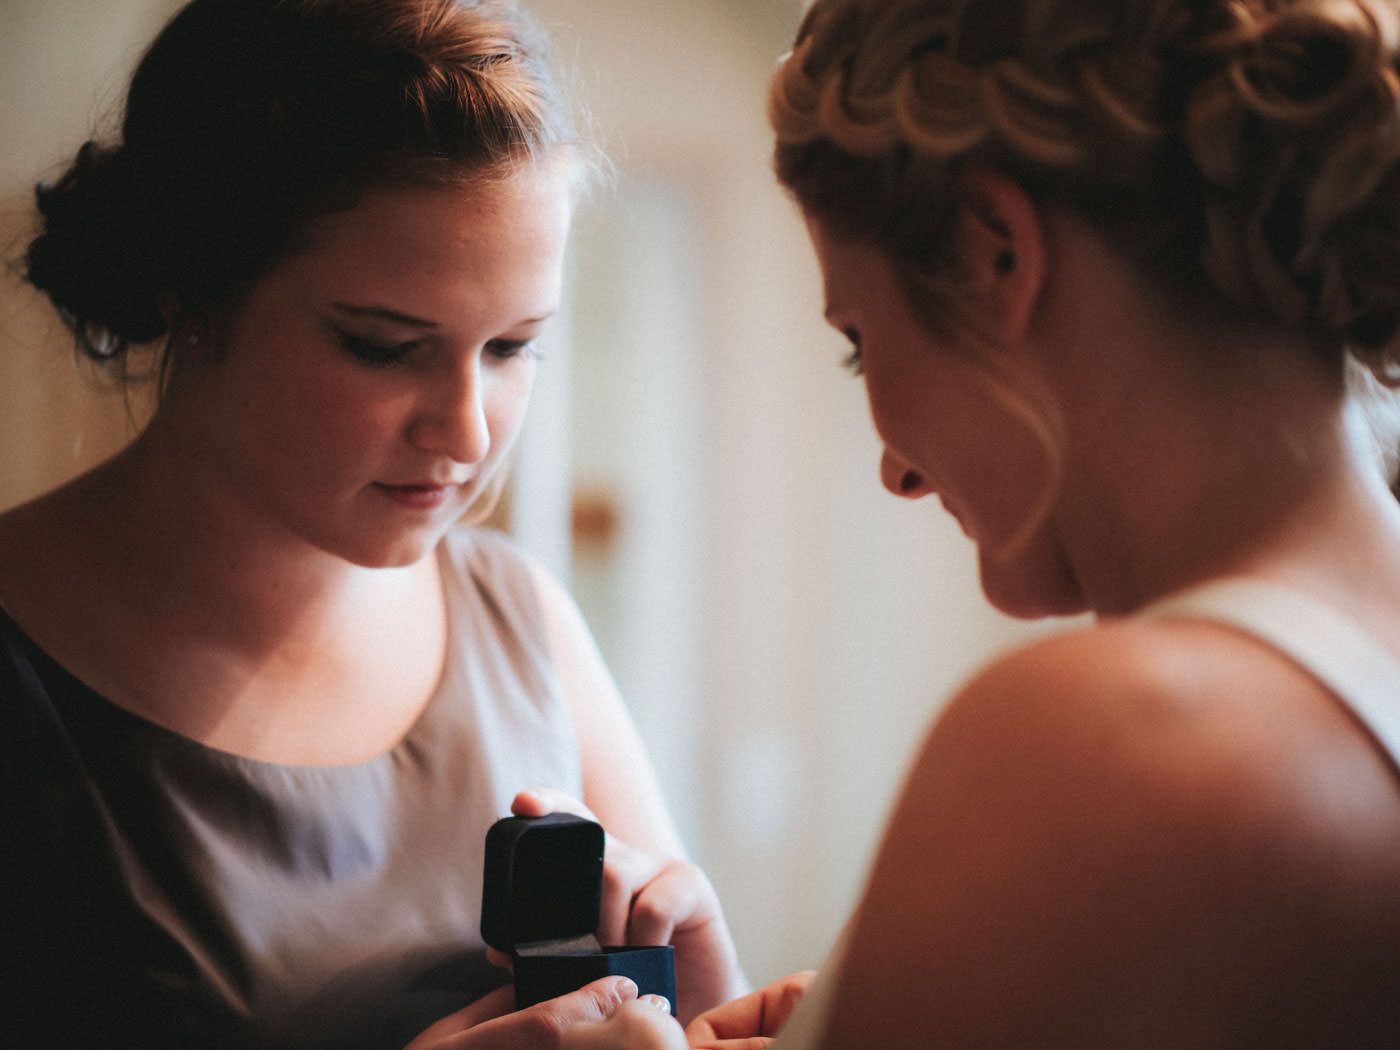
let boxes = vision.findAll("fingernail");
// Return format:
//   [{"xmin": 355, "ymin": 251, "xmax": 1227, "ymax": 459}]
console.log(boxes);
[
  {"xmin": 616, "ymin": 977, "xmax": 639, "ymax": 1000},
  {"xmin": 640, "ymin": 995, "xmax": 671, "ymax": 1013}
]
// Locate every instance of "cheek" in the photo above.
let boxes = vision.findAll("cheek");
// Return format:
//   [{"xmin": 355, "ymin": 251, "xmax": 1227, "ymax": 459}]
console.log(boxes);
[
  {"xmin": 944, "ymin": 400, "xmax": 1047, "ymax": 535},
  {"xmin": 483, "ymin": 365, "xmax": 537, "ymax": 449},
  {"xmin": 863, "ymin": 371, "xmax": 917, "ymax": 455},
  {"xmin": 296, "ymin": 373, "xmax": 404, "ymax": 441}
]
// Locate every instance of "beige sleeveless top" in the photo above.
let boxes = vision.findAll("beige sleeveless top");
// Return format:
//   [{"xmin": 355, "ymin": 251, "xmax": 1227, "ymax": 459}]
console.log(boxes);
[
  {"xmin": 771, "ymin": 577, "xmax": 1400, "ymax": 1049},
  {"xmin": 0, "ymin": 526, "xmax": 581, "ymax": 1049}
]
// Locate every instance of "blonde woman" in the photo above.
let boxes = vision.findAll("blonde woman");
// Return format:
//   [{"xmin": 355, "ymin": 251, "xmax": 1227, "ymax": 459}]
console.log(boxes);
[{"xmin": 561, "ymin": 0, "xmax": 1400, "ymax": 1047}]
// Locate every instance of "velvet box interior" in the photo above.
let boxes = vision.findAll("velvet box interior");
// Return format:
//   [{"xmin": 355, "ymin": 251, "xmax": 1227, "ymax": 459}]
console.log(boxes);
[{"xmin": 480, "ymin": 813, "xmax": 677, "ymax": 1014}]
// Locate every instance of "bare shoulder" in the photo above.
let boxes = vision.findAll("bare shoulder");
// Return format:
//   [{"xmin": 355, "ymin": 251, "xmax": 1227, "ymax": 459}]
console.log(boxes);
[
  {"xmin": 932, "ymin": 617, "xmax": 1400, "ymax": 808},
  {"xmin": 821, "ymin": 620, "xmax": 1400, "ymax": 1049}
]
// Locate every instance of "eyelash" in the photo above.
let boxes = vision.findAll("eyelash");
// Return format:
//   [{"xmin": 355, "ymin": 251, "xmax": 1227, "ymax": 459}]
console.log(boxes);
[
  {"xmin": 336, "ymin": 331, "xmax": 538, "ymax": 367},
  {"xmin": 338, "ymin": 332, "xmax": 421, "ymax": 366},
  {"xmin": 486, "ymin": 339, "xmax": 538, "ymax": 362},
  {"xmin": 841, "ymin": 329, "xmax": 864, "ymax": 377}
]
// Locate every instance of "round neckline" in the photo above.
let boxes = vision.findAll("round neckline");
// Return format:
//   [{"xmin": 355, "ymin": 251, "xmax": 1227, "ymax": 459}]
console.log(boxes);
[{"xmin": 0, "ymin": 545, "xmax": 457, "ymax": 776}]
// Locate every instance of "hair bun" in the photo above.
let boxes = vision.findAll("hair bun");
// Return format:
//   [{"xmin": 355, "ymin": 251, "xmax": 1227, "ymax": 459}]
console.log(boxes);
[
  {"xmin": 25, "ymin": 141, "xmax": 166, "ymax": 359},
  {"xmin": 1187, "ymin": 1, "xmax": 1400, "ymax": 358}
]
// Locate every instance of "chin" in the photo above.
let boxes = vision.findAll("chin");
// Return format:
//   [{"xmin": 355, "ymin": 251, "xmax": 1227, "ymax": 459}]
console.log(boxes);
[
  {"xmin": 977, "ymin": 543, "xmax": 1086, "ymax": 620},
  {"xmin": 331, "ymin": 528, "xmax": 446, "ymax": 570}
]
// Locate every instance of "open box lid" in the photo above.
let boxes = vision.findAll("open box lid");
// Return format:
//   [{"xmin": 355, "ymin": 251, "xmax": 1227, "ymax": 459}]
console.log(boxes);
[{"xmin": 480, "ymin": 813, "xmax": 605, "ymax": 956}]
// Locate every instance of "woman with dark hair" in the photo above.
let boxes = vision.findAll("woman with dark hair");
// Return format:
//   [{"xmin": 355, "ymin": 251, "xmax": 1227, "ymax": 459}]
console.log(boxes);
[
  {"xmin": 556, "ymin": 0, "xmax": 1400, "ymax": 1047},
  {"xmin": 0, "ymin": 2, "xmax": 742, "ymax": 1046}
]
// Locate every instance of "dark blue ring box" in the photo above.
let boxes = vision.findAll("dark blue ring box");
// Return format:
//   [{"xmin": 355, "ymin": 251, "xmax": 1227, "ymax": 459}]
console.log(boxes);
[{"xmin": 480, "ymin": 813, "xmax": 677, "ymax": 1015}]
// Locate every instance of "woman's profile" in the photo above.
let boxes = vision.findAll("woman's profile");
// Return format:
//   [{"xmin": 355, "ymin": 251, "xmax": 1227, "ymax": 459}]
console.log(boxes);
[{"xmin": 558, "ymin": 0, "xmax": 1400, "ymax": 1046}]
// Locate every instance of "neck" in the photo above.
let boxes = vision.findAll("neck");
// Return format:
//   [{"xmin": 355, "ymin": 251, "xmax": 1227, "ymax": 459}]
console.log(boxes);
[
  {"xmin": 84, "ymin": 418, "xmax": 429, "ymax": 655},
  {"xmin": 1028, "ymin": 215, "xmax": 1400, "ymax": 617},
  {"xmin": 1056, "ymin": 356, "xmax": 1400, "ymax": 616}
]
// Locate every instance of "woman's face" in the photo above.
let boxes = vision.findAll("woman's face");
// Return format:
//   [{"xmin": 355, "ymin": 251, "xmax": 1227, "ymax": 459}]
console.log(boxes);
[
  {"xmin": 806, "ymin": 217, "xmax": 1083, "ymax": 616},
  {"xmin": 165, "ymin": 161, "xmax": 573, "ymax": 568}
]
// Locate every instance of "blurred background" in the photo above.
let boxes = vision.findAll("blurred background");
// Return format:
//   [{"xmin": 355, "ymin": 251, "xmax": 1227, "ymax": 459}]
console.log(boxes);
[{"xmin": 0, "ymin": 0, "xmax": 1044, "ymax": 986}]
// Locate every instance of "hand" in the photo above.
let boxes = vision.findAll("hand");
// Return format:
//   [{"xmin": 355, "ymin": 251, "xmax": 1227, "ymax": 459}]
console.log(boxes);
[
  {"xmin": 504, "ymin": 788, "xmax": 746, "ymax": 1023},
  {"xmin": 403, "ymin": 977, "xmax": 641, "ymax": 1049},
  {"xmin": 560, "ymin": 995, "xmax": 688, "ymax": 1050},
  {"xmin": 684, "ymin": 972, "xmax": 817, "ymax": 1050}
]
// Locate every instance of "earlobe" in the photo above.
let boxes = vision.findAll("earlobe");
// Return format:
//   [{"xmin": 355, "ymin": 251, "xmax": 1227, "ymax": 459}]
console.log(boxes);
[{"xmin": 953, "ymin": 167, "xmax": 1046, "ymax": 340}]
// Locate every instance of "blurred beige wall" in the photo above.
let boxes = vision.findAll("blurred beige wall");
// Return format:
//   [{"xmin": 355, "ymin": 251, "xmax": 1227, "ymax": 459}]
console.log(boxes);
[{"xmin": 0, "ymin": 0, "xmax": 176, "ymax": 511}]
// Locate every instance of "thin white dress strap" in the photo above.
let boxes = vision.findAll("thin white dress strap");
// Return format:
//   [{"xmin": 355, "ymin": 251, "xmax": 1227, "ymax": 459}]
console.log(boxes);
[{"xmin": 1143, "ymin": 577, "xmax": 1400, "ymax": 778}]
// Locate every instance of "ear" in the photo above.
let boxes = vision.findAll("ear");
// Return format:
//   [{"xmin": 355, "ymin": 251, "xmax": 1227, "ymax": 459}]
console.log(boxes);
[
  {"xmin": 951, "ymin": 166, "xmax": 1046, "ymax": 341},
  {"xmin": 156, "ymin": 292, "xmax": 219, "ymax": 364}
]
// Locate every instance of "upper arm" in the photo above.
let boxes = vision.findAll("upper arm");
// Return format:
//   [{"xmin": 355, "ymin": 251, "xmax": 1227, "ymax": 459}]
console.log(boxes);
[
  {"xmin": 815, "ymin": 624, "xmax": 1365, "ymax": 1049},
  {"xmin": 524, "ymin": 559, "xmax": 686, "ymax": 859}
]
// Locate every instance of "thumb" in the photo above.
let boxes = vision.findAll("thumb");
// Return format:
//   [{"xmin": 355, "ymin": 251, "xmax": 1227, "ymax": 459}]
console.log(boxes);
[
  {"xmin": 561, "ymin": 998, "xmax": 688, "ymax": 1050},
  {"xmin": 512, "ymin": 787, "xmax": 600, "ymax": 822},
  {"xmin": 438, "ymin": 977, "xmax": 640, "ymax": 1049}
]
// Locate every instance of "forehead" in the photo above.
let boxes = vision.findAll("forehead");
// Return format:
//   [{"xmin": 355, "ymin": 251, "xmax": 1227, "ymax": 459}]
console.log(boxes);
[
  {"xmin": 252, "ymin": 160, "xmax": 575, "ymax": 320},
  {"xmin": 805, "ymin": 214, "xmax": 900, "ymax": 312},
  {"xmin": 300, "ymin": 163, "xmax": 573, "ymax": 270}
]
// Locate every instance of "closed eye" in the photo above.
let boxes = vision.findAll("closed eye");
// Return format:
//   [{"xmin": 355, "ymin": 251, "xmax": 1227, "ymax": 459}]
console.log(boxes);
[
  {"xmin": 486, "ymin": 338, "xmax": 539, "ymax": 362},
  {"xmin": 335, "ymin": 329, "xmax": 423, "ymax": 366}
]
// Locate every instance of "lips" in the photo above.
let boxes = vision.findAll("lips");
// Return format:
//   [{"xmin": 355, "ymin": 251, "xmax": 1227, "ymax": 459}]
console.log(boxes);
[{"xmin": 374, "ymin": 482, "xmax": 460, "ymax": 510}]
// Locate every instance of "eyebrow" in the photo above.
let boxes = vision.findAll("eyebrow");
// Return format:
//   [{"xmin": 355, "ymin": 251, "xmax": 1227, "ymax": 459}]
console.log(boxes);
[
  {"xmin": 332, "ymin": 302, "xmax": 440, "ymax": 328},
  {"xmin": 330, "ymin": 302, "xmax": 558, "ymax": 329}
]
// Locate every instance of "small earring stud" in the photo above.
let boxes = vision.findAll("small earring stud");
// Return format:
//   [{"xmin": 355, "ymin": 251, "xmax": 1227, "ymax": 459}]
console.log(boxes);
[
  {"xmin": 995, "ymin": 250, "xmax": 1016, "ymax": 276},
  {"xmin": 900, "ymin": 470, "xmax": 923, "ymax": 494}
]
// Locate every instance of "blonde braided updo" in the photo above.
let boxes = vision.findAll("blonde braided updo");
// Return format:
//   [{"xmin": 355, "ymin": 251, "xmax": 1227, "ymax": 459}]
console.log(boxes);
[{"xmin": 770, "ymin": 0, "xmax": 1400, "ymax": 380}]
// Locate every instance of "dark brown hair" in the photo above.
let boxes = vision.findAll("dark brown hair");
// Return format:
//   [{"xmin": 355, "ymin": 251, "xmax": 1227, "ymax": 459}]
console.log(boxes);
[{"xmin": 25, "ymin": 0, "xmax": 573, "ymax": 372}]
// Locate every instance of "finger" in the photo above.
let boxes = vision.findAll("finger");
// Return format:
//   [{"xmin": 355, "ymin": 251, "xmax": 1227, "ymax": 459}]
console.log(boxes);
[
  {"xmin": 444, "ymin": 976, "xmax": 639, "ymax": 1049},
  {"xmin": 685, "ymin": 973, "xmax": 816, "ymax": 1042},
  {"xmin": 597, "ymin": 848, "xmax": 636, "ymax": 947},
  {"xmin": 518, "ymin": 976, "xmax": 641, "ymax": 1036},
  {"xmin": 598, "ymin": 836, "xmax": 665, "ymax": 946},
  {"xmin": 689, "ymin": 1040, "xmax": 773, "ymax": 1050},
  {"xmin": 630, "ymin": 859, "xmax": 726, "ymax": 948},
  {"xmin": 766, "ymin": 971, "xmax": 817, "ymax": 1029},
  {"xmin": 512, "ymin": 787, "xmax": 600, "ymax": 822},
  {"xmin": 745, "ymin": 971, "xmax": 816, "ymax": 1035},
  {"xmin": 561, "ymin": 998, "xmax": 687, "ymax": 1050},
  {"xmin": 683, "ymin": 989, "xmax": 768, "ymax": 1041},
  {"xmin": 626, "ymin": 863, "xmax": 692, "ymax": 947},
  {"xmin": 485, "ymin": 946, "xmax": 514, "ymax": 973}
]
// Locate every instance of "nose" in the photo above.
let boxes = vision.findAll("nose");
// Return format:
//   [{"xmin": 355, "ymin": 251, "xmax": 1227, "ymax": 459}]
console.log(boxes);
[
  {"xmin": 880, "ymin": 448, "xmax": 932, "ymax": 500},
  {"xmin": 409, "ymin": 363, "xmax": 491, "ymax": 465}
]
